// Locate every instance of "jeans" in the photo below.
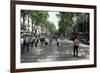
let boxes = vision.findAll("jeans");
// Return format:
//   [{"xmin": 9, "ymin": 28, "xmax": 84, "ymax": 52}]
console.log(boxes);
[{"xmin": 73, "ymin": 46, "xmax": 78, "ymax": 57}]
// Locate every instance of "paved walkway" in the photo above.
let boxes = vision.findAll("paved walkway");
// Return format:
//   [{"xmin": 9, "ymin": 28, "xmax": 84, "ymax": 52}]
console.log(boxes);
[{"xmin": 21, "ymin": 39, "xmax": 89, "ymax": 63}]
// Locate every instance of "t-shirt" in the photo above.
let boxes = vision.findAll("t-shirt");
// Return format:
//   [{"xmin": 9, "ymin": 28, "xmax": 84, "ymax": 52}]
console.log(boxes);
[
  {"xmin": 45, "ymin": 38, "xmax": 48, "ymax": 43},
  {"xmin": 21, "ymin": 38, "xmax": 24, "ymax": 44},
  {"xmin": 74, "ymin": 39, "xmax": 79, "ymax": 46},
  {"xmin": 25, "ymin": 37, "xmax": 30, "ymax": 44},
  {"xmin": 57, "ymin": 39, "xmax": 60, "ymax": 42}
]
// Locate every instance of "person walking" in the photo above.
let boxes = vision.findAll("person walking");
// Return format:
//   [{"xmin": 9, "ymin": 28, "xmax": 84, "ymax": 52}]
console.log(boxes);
[
  {"xmin": 45, "ymin": 37, "xmax": 49, "ymax": 45},
  {"xmin": 25, "ymin": 35, "xmax": 30, "ymax": 53},
  {"xmin": 49, "ymin": 36, "xmax": 52, "ymax": 45},
  {"xmin": 40, "ymin": 36, "xmax": 45, "ymax": 46},
  {"xmin": 73, "ymin": 36, "xmax": 79, "ymax": 57},
  {"xmin": 35, "ymin": 37, "xmax": 38, "ymax": 47},
  {"xmin": 21, "ymin": 36, "xmax": 24, "ymax": 54},
  {"xmin": 30, "ymin": 36, "xmax": 35, "ymax": 48},
  {"xmin": 57, "ymin": 38, "xmax": 60, "ymax": 46}
]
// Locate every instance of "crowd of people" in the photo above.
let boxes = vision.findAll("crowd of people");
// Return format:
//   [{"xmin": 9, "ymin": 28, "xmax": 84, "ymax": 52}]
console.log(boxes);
[
  {"xmin": 21, "ymin": 34, "xmax": 61, "ymax": 55},
  {"xmin": 21, "ymin": 34, "xmax": 80, "ymax": 57}
]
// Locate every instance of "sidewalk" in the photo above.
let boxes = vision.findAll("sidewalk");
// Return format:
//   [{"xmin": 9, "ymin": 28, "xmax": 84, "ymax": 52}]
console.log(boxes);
[{"xmin": 21, "ymin": 38, "xmax": 90, "ymax": 63}]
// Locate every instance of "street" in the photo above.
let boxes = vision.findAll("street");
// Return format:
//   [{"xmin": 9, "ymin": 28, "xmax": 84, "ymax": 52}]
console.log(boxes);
[{"xmin": 21, "ymin": 39, "xmax": 89, "ymax": 63}]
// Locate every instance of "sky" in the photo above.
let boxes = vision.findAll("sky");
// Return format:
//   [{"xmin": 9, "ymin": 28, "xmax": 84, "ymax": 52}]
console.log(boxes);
[{"xmin": 48, "ymin": 12, "xmax": 59, "ymax": 30}]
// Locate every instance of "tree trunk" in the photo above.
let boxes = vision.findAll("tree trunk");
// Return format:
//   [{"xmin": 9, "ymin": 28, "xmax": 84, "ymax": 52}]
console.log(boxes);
[
  {"xmin": 28, "ymin": 15, "xmax": 30, "ymax": 29},
  {"xmin": 23, "ymin": 16, "xmax": 26, "ymax": 31},
  {"xmin": 31, "ymin": 20, "xmax": 33, "ymax": 35}
]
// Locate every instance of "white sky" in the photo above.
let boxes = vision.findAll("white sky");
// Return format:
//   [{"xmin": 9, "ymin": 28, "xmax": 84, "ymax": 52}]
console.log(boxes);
[{"xmin": 48, "ymin": 12, "xmax": 59, "ymax": 30}]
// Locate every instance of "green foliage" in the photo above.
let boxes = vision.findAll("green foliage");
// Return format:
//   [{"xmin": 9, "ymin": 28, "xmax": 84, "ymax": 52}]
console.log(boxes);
[
  {"xmin": 57, "ymin": 12, "xmax": 89, "ymax": 36},
  {"xmin": 21, "ymin": 10, "xmax": 89, "ymax": 36},
  {"xmin": 58, "ymin": 12, "xmax": 74, "ymax": 35},
  {"xmin": 21, "ymin": 10, "xmax": 56, "ymax": 35},
  {"xmin": 30, "ymin": 10, "xmax": 49, "ymax": 26},
  {"xmin": 21, "ymin": 10, "xmax": 27, "ymax": 31},
  {"xmin": 44, "ymin": 20, "xmax": 56, "ymax": 33}
]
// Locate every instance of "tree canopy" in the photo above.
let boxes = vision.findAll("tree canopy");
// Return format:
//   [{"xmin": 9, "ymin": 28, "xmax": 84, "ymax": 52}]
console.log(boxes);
[
  {"xmin": 21, "ymin": 10, "xmax": 56, "ymax": 35},
  {"xmin": 57, "ymin": 12, "xmax": 89, "ymax": 36}
]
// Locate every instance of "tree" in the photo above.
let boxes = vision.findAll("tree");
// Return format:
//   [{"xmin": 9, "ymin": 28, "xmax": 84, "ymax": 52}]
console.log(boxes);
[
  {"xmin": 21, "ymin": 10, "xmax": 27, "ymax": 31},
  {"xmin": 25, "ymin": 10, "xmax": 31, "ymax": 30},
  {"xmin": 73, "ymin": 13, "xmax": 89, "ymax": 34},
  {"xmin": 30, "ymin": 10, "xmax": 49, "ymax": 35},
  {"xmin": 30, "ymin": 10, "xmax": 38, "ymax": 34},
  {"xmin": 57, "ymin": 12, "xmax": 89, "ymax": 37},
  {"xmin": 21, "ymin": 10, "xmax": 32, "ymax": 32},
  {"xmin": 57, "ymin": 12, "xmax": 74, "ymax": 36},
  {"xmin": 44, "ymin": 20, "xmax": 56, "ymax": 35}
]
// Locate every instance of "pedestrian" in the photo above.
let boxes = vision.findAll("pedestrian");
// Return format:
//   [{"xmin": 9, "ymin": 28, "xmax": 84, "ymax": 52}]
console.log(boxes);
[
  {"xmin": 25, "ymin": 35, "xmax": 30, "ymax": 53},
  {"xmin": 39, "ymin": 36, "xmax": 42, "ymax": 44},
  {"xmin": 49, "ymin": 36, "xmax": 52, "ymax": 45},
  {"xmin": 57, "ymin": 38, "xmax": 60, "ymax": 46},
  {"xmin": 73, "ymin": 36, "xmax": 79, "ymax": 57},
  {"xmin": 40, "ymin": 36, "xmax": 44, "ymax": 46},
  {"xmin": 35, "ymin": 38, "xmax": 37, "ymax": 47},
  {"xmin": 45, "ymin": 37, "xmax": 48, "ymax": 45},
  {"xmin": 23, "ymin": 36, "xmax": 26, "ymax": 54},
  {"xmin": 21, "ymin": 36, "xmax": 24, "ymax": 54},
  {"xmin": 30, "ymin": 36, "xmax": 35, "ymax": 48}
]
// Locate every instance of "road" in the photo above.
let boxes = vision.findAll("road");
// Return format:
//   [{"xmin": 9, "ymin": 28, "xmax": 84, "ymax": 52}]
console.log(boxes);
[{"xmin": 21, "ymin": 39, "xmax": 89, "ymax": 63}]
